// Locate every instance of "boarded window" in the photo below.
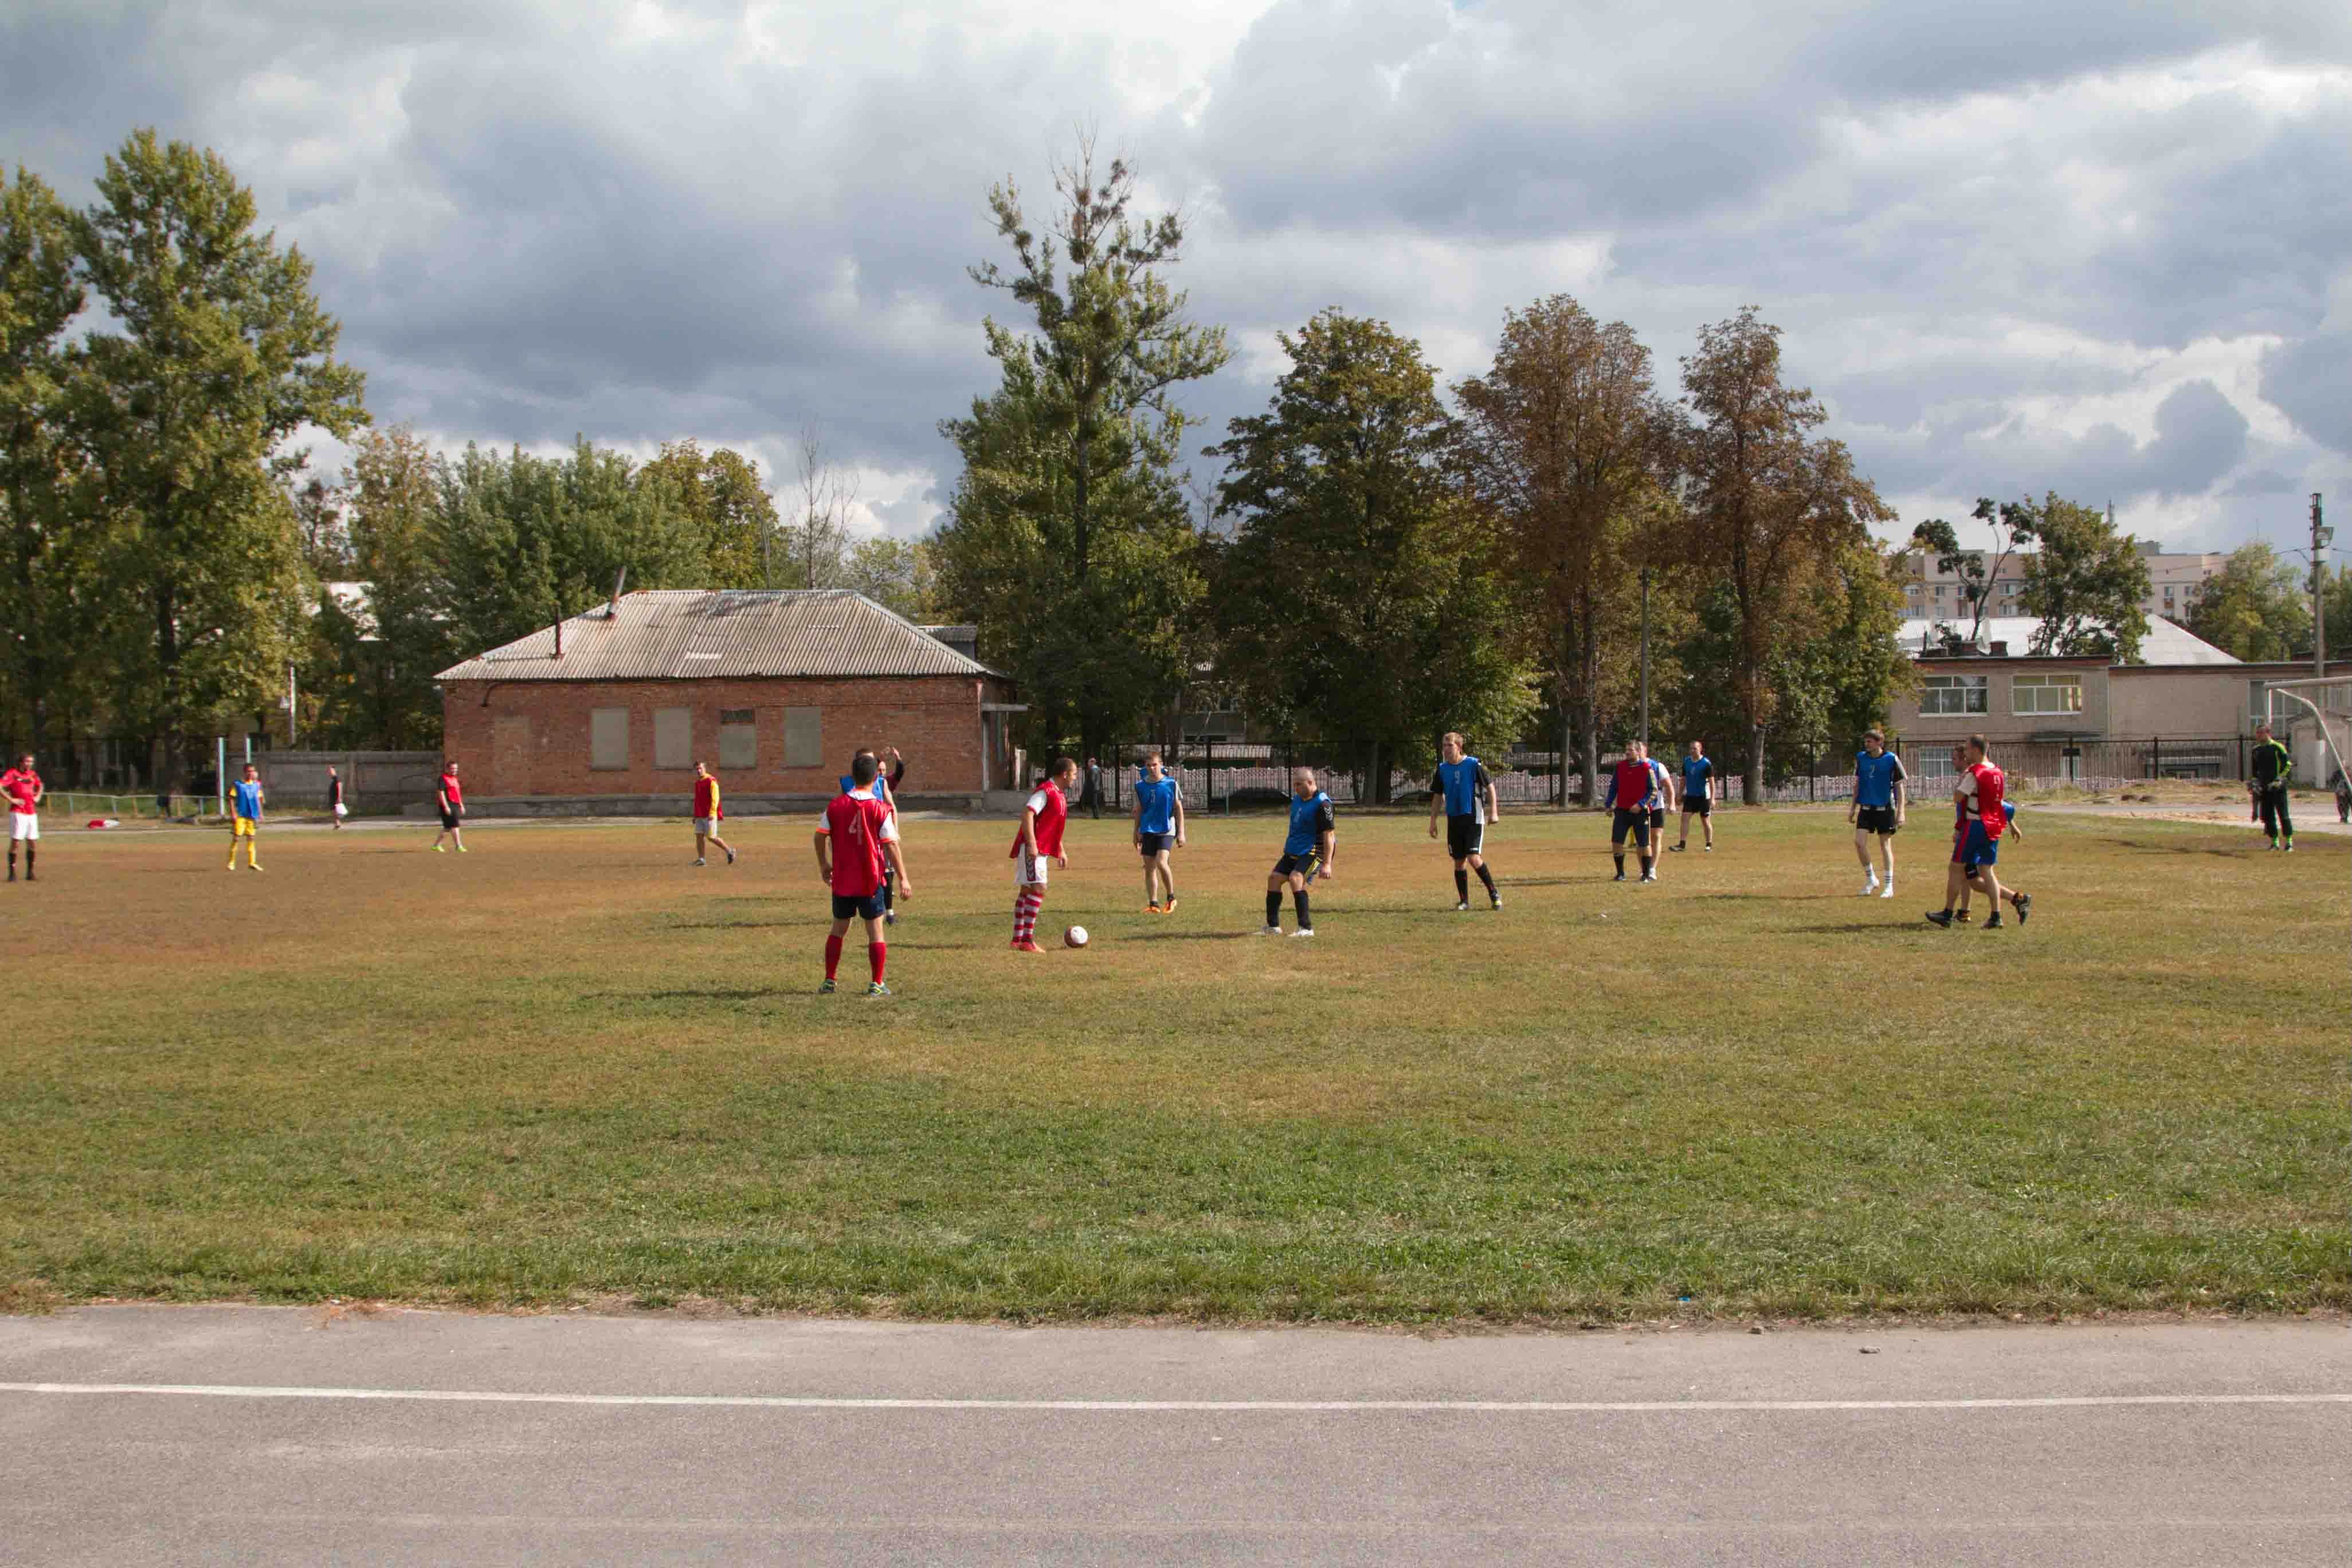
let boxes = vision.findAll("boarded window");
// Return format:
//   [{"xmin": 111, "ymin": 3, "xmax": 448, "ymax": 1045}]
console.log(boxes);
[
  {"xmin": 783, "ymin": 707, "xmax": 822, "ymax": 769},
  {"xmin": 590, "ymin": 708, "xmax": 629, "ymax": 770},
  {"xmin": 718, "ymin": 710, "xmax": 756, "ymax": 770},
  {"xmin": 653, "ymin": 706, "xmax": 692, "ymax": 770}
]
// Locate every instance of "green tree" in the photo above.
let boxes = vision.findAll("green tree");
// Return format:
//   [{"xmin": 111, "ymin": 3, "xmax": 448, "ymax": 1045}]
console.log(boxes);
[
  {"xmin": 935, "ymin": 352, "xmax": 1202, "ymax": 754},
  {"xmin": 638, "ymin": 439, "xmax": 778, "ymax": 590},
  {"xmin": 2320, "ymin": 563, "xmax": 2352, "ymax": 665},
  {"xmin": 72, "ymin": 130, "xmax": 367, "ymax": 790},
  {"xmin": 430, "ymin": 437, "xmax": 704, "ymax": 661},
  {"xmin": 845, "ymin": 535, "xmax": 938, "ymax": 621},
  {"xmin": 327, "ymin": 425, "xmax": 446, "ymax": 747},
  {"xmin": 1455, "ymin": 295, "xmax": 1666, "ymax": 805},
  {"xmin": 2018, "ymin": 493, "xmax": 2151, "ymax": 660},
  {"xmin": 0, "ymin": 165, "xmax": 91, "ymax": 766},
  {"xmin": 2184, "ymin": 542, "xmax": 2310, "ymax": 662},
  {"xmin": 1908, "ymin": 496, "xmax": 2030, "ymax": 646},
  {"xmin": 942, "ymin": 139, "xmax": 1228, "ymax": 756},
  {"xmin": 1209, "ymin": 310, "xmax": 1536, "ymax": 799},
  {"xmin": 1680, "ymin": 307, "xmax": 1895, "ymax": 802}
]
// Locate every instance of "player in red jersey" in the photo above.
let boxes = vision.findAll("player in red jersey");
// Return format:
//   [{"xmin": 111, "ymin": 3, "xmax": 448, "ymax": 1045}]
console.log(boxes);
[
  {"xmin": 430, "ymin": 760, "xmax": 467, "ymax": 853},
  {"xmin": 1927, "ymin": 734, "xmax": 2030, "ymax": 928},
  {"xmin": 1010, "ymin": 756, "xmax": 1077, "ymax": 951},
  {"xmin": 814, "ymin": 750, "xmax": 912, "ymax": 995},
  {"xmin": 3, "ymin": 754, "xmax": 41, "ymax": 883},
  {"xmin": 691, "ymin": 762, "xmax": 735, "ymax": 866}
]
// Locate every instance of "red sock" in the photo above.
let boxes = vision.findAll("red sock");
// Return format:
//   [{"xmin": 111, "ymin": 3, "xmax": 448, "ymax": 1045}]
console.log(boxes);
[
  {"xmin": 824, "ymin": 934, "xmax": 843, "ymax": 979},
  {"xmin": 869, "ymin": 942, "xmax": 886, "ymax": 982}
]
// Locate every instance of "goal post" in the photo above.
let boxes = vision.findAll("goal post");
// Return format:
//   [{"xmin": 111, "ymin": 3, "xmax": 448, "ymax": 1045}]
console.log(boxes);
[{"xmin": 2263, "ymin": 677, "xmax": 2352, "ymax": 790}]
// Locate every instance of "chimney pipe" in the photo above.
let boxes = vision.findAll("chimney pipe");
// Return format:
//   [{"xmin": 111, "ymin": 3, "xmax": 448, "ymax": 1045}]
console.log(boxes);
[
  {"xmin": 554, "ymin": 616, "xmax": 563, "ymax": 658},
  {"xmin": 608, "ymin": 565, "xmax": 628, "ymax": 618}
]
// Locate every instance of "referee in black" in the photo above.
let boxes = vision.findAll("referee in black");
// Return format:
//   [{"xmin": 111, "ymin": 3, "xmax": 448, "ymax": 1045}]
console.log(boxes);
[{"xmin": 2250, "ymin": 721, "xmax": 2295, "ymax": 852}]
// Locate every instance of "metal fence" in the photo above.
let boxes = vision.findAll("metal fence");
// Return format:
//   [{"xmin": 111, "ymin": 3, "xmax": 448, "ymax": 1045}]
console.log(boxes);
[{"xmin": 1078, "ymin": 733, "xmax": 2264, "ymax": 813}]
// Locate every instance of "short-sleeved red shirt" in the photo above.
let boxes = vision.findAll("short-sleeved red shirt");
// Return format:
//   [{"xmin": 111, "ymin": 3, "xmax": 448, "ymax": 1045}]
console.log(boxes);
[
  {"xmin": 819, "ymin": 787, "xmax": 898, "ymax": 896},
  {"xmin": 1, "ymin": 769, "xmax": 38, "ymax": 814},
  {"xmin": 439, "ymin": 771, "xmax": 462, "ymax": 807}
]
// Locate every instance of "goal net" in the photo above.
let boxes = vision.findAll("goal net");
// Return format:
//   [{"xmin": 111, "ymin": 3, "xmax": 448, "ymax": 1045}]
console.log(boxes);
[{"xmin": 2264, "ymin": 677, "xmax": 2352, "ymax": 794}]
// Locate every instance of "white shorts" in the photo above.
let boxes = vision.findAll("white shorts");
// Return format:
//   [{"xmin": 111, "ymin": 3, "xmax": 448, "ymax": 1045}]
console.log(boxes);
[
  {"xmin": 693, "ymin": 817, "xmax": 717, "ymax": 836},
  {"xmin": 334, "ymin": 802, "xmax": 347, "ymax": 818},
  {"xmin": 1014, "ymin": 849, "xmax": 1050, "ymax": 887},
  {"xmin": 9, "ymin": 813, "xmax": 35, "ymax": 841}
]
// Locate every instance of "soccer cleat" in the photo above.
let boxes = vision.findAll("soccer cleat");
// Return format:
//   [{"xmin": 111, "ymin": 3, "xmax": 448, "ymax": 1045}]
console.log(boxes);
[
  {"xmin": 1982, "ymin": 913, "xmax": 2004, "ymax": 929},
  {"xmin": 1954, "ymin": 908, "xmax": 1971, "ymax": 923},
  {"xmin": 1011, "ymin": 940, "xmax": 1045, "ymax": 953},
  {"xmin": 817, "ymin": 978, "xmax": 836, "ymax": 994},
  {"xmin": 1490, "ymin": 897, "xmax": 1503, "ymax": 912},
  {"xmin": 1289, "ymin": 927, "xmax": 1316, "ymax": 938},
  {"xmin": 884, "ymin": 911, "xmax": 895, "ymax": 926},
  {"xmin": 433, "ymin": 844, "xmax": 445, "ymax": 853},
  {"xmin": 1612, "ymin": 871, "xmax": 1626, "ymax": 883},
  {"xmin": 2266, "ymin": 841, "xmax": 2279, "ymax": 851},
  {"xmin": 1858, "ymin": 880, "xmax": 1878, "ymax": 896},
  {"xmin": 1703, "ymin": 844, "xmax": 1711, "ymax": 852},
  {"xmin": 693, "ymin": 857, "xmax": 705, "ymax": 866},
  {"xmin": 1879, "ymin": 883, "xmax": 1894, "ymax": 899},
  {"xmin": 1671, "ymin": 842, "xmax": 1687, "ymax": 853},
  {"xmin": 1257, "ymin": 924, "xmax": 1284, "ymax": 935},
  {"xmin": 2013, "ymin": 892, "xmax": 2031, "ymax": 926},
  {"xmin": 1162, "ymin": 897, "xmax": 1178, "ymax": 914},
  {"xmin": 2284, "ymin": 840, "xmax": 2296, "ymax": 853},
  {"xmin": 1640, "ymin": 872, "xmax": 1657, "ymax": 884},
  {"xmin": 1146, "ymin": 903, "xmax": 1162, "ymax": 914},
  {"xmin": 456, "ymin": 845, "xmax": 467, "ymax": 853},
  {"xmin": 1455, "ymin": 900, "xmax": 1470, "ymax": 912},
  {"xmin": 865, "ymin": 982, "xmax": 892, "ymax": 997},
  {"xmin": 248, "ymin": 863, "xmax": 262, "ymax": 871},
  {"xmin": 725, "ymin": 848, "xmax": 735, "ymax": 864},
  {"xmin": 1924, "ymin": 910, "xmax": 1954, "ymax": 927}
]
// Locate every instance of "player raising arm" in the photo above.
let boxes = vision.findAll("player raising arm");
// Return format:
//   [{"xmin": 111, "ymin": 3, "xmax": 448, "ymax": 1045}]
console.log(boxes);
[{"xmin": 814, "ymin": 750, "xmax": 911, "ymax": 996}]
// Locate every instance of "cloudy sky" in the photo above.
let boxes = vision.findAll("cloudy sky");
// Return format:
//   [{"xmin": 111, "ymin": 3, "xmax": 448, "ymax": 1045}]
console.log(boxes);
[{"xmin": 9, "ymin": 0, "xmax": 2352, "ymax": 556}]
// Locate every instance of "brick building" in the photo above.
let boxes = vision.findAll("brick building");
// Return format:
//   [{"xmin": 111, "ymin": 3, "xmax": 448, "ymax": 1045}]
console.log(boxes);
[{"xmin": 437, "ymin": 590, "xmax": 1021, "ymax": 813}]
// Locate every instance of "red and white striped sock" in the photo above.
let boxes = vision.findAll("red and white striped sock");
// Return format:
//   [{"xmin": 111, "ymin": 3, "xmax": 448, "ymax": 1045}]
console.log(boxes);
[{"xmin": 1013, "ymin": 891, "xmax": 1042, "ymax": 943}]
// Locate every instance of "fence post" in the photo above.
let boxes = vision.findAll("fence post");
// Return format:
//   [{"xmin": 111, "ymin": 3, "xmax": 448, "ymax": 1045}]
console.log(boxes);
[{"xmin": 2151, "ymin": 736, "xmax": 2161, "ymax": 779}]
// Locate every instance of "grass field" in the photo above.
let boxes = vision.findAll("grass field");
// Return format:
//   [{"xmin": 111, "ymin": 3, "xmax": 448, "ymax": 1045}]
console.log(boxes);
[{"xmin": 3, "ymin": 805, "xmax": 2345, "ymax": 1325}]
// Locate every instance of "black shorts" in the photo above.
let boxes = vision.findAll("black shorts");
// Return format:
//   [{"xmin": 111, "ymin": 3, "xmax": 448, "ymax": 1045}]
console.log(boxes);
[
  {"xmin": 1683, "ymin": 794, "xmax": 1711, "ymax": 816},
  {"xmin": 1273, "ymin": 850, "xmax": 1323, "ymax": 881},
  {"xmin": 1138, "ymin": 831, "xmax": 1172, "ymax": 856},
  {"xmin": 1649, "ymin": 806, "xmax": 1668, "ymax": 830},
  {"xmin": 1856, "ymin": 805, "xmax": 1899, "ymax": 834},
  {"xmin": 438, "ymin": 805, "xmax": 461, "ymax": 830},
  {"xmin": 1610, "ymin": 807, "xmax": 1651, "ymax": 848},
  {"xmin": 831, "ymin": 890, "xmax": 886, "ymax": 921},
  {"xmin": 1445, "ymin": 814, "xmax": 1484, "ymax": 859}
]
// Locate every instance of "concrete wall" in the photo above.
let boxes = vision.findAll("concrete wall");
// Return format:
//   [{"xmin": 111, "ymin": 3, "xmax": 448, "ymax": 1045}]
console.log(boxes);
[
  {"xmin": 256, "ymin": 750, "xmax": 444, "ymax": 810},
  {"xmin": 440, "ymin": 675, "xmax": 1014, "ymax": 807},
  {"xmin": 2107, "ymin": 667, "xmax": 2255, "ymax": 736},
  {"xmin": 1889, "ymin": 658, "xmax": 2111, "ymax": 746}
]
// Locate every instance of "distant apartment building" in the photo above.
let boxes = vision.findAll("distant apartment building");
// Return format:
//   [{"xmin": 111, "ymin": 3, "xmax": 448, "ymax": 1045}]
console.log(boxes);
[{"xmin": 1898, "ymin": 539, "xmax": 2225, "ymax": 624}]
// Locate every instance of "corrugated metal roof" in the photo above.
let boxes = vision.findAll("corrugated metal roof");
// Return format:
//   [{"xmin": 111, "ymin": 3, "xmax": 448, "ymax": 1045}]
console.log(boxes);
[
  {"xmin": 1899, "ymin": 614, "xmax": 2240, "ymax": 666},
  {"xmin": 437, "ymin": 590, "xmax": 1002, "ymax": 682}
]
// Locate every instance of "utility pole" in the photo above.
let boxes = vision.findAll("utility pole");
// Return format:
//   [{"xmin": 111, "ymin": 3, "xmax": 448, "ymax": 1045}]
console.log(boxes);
[
  {"xmin": 2312, "ymin": 493, "xmax": 2331, "ymax": 677},
  {"xmin": 1638, "ymin": 563, "xmax": 1652, "ymax": 746}
]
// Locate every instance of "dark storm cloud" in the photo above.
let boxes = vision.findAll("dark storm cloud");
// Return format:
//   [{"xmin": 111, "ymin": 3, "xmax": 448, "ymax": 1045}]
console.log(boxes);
[{"xmin": 5, "ymin": 0, "xmax": 2351, "ymax": 546}]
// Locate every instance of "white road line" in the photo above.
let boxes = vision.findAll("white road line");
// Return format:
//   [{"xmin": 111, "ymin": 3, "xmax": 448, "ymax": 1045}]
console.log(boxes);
[{"xmin": 3, "ymin": 1382, "xmax": 2350, "ymax": 1413}]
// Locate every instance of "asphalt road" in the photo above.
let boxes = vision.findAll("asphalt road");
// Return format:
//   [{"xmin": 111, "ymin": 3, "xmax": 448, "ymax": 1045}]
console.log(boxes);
[{"xmin": 2, "ymin": 1307, "xmax": 2346, "ymax": 1566}]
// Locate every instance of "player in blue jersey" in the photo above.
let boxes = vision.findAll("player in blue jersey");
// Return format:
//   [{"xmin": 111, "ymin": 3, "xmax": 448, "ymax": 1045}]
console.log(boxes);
[
  {"xmin": 227, "ymin": 763, "xmax": 265, "ymax": 871},
  {"xmin": 1132, "ymin": 750, "xmax": 1186, "ymax": 913},
  {"xmin": 1260, "ymin": 767, "xmax": 1336, "ymax": 938},
  {"xmin": 1847, "ymin": 728, "xmax": 1906, "ymax": 898},
  {"xmin": 1426, "ymin": 731, "xmax": 1502, "ymax": 911},
  {"xmin": 1672, "ymin": 740, "xmax": 1715, "ymax": 852}
]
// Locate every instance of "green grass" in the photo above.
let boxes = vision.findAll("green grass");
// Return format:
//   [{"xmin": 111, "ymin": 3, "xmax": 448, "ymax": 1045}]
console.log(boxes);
[{"xmin": 3, "ymin": 806, "xmax": 2344, "ymax": 1323}]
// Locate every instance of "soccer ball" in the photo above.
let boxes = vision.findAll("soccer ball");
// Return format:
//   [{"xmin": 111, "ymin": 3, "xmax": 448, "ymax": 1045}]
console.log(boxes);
[{"xmin": 1063, "ymin": 925, "xmax": 1089, "ymax": 949}]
